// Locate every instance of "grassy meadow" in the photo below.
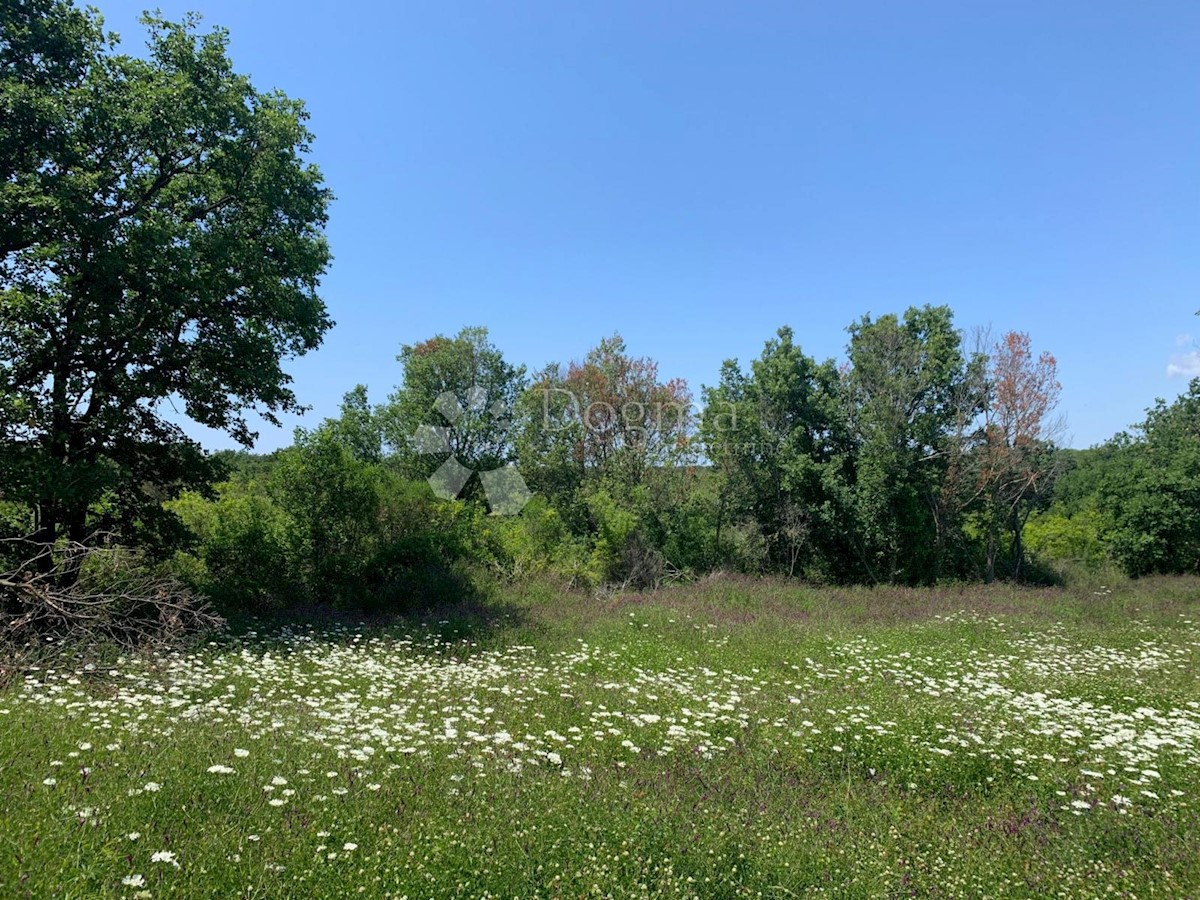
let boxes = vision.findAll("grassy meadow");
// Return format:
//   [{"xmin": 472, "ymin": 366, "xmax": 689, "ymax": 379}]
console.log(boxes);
[{"xmin": 3, "ymin": 575, "xmax": 1200, "ymax": 898}]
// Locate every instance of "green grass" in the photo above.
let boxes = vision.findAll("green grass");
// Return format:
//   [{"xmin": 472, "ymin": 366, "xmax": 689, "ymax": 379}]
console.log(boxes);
[{"xmin": 2, "ymin": 574, "xmax": 1199, "ymax": 898}]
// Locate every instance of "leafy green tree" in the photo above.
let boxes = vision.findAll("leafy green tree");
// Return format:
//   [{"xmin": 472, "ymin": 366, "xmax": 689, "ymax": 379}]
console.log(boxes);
[
  {"xmin": 701, "ymin": 327, "xmax": 851, "ymax": 578},
  {"xmin": 331, "ymin": 385, "xmax": 384, "ymax": 464},
  {"xmin": 513, "ymin": 362, "xmax": 589, "ymax": 527},
  {"xmin": 0, "ymin": 4, "xmax": 332, "ymax": 568},
  {"xmin": 272, "ymin": 424, "xmax": 380, "ymax": 605},
  {"xmin": 208, "ymin": 448, "xmax": 284, "ymax": 484},
  {"xmin": 382, "ymin": 327, "xmax": 526, "ymax": 485},
  {"xmin": 514, "ymin": 335, "xmax": 693, "ymax": 581},
  {"xmin": 843, "ymin": 306, "xmax": 979, "ymax": 583},
  {"xmin": 645, "ymin": 464, "xmax": 722, "ymax": 575},
  {"xmin": 1096, "ymin": 381, "xmax": 1200, "ymax": 576},
  {"xmin": 516, "ymin": 334, "xmax": 692, "ymax": 495},
  {"xmin": 1041, "ymin": 447, "xmax": 1115, "ymax": 516}
]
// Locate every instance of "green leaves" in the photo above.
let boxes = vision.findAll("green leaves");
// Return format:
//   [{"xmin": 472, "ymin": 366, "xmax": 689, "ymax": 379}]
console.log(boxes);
[
  {"xmin": 701, "ymin": 326, "xmax": 852, "ymax": 579},
  {"xmin": 382, "ymin": 327, "xmax": 526, "ymax": 483},
  {"xmin": 1096, "ymin": 380, "xmax": 1200, "ymax": 576},
  {"xmin": 1, "ymin": 3, "xmax": 332, "ymax": 556}
]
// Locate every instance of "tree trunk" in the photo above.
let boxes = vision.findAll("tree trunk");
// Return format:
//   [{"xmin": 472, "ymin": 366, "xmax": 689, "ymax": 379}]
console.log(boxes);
[
  {"xmin": 61, "ymin": 504, "xmax": 91, "ymax": 587},
  {"xmin": 1011, "ymin": 506, "xmax": 1025, "ymax": 582},
  {"xmin": 985, "ymin": 521, "xmax": 997, "ymax": 583},
  {"xmin": 33, "ymin": 501, "xmax": 58, "ymax": 576},
  {"xmin": 714, "ymin": 490, "xmax": 724, "ymax": 566},
  {"xmin": 929, "ymin": 490, "xmax": 945, "ymax": 583}
]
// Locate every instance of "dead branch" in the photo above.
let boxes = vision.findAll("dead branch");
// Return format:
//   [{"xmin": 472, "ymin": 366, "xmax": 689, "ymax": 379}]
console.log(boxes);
[{"xmin": 1, "ymin": 536, "xmax": 223, "ymax": 682}]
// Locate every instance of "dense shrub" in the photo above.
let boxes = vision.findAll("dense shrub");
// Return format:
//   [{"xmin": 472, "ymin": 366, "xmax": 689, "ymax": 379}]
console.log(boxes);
[
  {"xmin": 1024, "ymin": 507, "xmax": 1110, "ymax": 571},
  {"xmin": 171, "ymin": 433, "xmax": 490, "ymax": 613},
  {"xmin": 170, "ymin": 484, "xmax": 293, "ymax": 609},
  {"xmin": 1029, "ymin": 380, "xmax": 1200, "ymax": 578}
]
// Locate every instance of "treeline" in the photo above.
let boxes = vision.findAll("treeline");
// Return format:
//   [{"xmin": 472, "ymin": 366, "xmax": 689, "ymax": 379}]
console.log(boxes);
[
  {"xmin": 6, "ymin": 305, "xmax": 1199, "ymax": 614},
  {"xmin": 151, "ymin": 304, "xmax": 1188, "ymax": 612}
]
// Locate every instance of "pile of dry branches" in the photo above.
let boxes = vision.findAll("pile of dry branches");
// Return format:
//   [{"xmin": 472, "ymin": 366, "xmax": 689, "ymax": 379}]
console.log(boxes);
[{"xmin": 1, "ymin": 536, "xmax": 223, "ymax": 679}]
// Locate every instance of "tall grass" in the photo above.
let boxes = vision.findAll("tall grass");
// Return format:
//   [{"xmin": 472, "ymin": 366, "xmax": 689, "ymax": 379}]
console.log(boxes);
[{"xmin": 2, "ymin": 575, "xmax": 1198, "ymax": 897}]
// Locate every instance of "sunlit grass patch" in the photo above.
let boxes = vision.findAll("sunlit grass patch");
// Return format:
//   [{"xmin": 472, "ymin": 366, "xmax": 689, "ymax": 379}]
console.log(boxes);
[{"xmin": 2, "ymin": 577, "xmax": 1198, "ymax": 897}]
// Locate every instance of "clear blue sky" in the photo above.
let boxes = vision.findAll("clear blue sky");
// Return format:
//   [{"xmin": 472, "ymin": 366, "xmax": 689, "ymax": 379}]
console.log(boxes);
[{"xmin": 100, "ymin": 0, "xmax": 1199, "ymax": 451}]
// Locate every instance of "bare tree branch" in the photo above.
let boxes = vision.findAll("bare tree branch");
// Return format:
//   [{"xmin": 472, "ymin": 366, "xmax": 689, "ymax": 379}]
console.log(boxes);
[{"xmin": 1, "ymin": 536, "xmax": 223, "ymax": 684}]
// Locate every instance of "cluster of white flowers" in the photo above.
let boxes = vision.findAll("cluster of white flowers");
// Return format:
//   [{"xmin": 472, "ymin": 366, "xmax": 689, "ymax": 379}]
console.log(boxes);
[{"xmin": 9, "ymin": 608, "xmax": 1199, "ymax": 894}]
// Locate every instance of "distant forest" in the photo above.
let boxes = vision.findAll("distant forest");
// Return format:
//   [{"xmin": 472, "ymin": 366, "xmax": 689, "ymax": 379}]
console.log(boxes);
[{"xmin": 137, "ymin": 314, "xmax": 1200, "ymax": 612}]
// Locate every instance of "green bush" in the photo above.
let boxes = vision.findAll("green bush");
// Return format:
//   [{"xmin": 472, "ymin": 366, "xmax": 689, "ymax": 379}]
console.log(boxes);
[
  {"xmin": 169, "ymin": 424, "xmax": 495, "ymax": 613},
  {"xmin": 169, "ymin": 484, "xmax": 294, "ymax": 610},
  {"xmin": 1024, "ymin": 507, "xmax": 1110, "ymax": 570},
  {"xmin": 480, "ymin": 496, "xmax": 573, "ymax": 577},
  {"xmin": 1095, "ymin": 381, "xmax": 1200, "ymax": 577},
  {"xmin": 585, "ymin": 486, "xmax": 650, "ymax": 586}
]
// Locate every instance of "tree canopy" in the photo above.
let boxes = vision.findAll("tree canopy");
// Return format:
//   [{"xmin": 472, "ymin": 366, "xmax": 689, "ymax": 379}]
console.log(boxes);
[{"xmin": 0, "ymin": 2, "xmax": 332, "ymax": 560}]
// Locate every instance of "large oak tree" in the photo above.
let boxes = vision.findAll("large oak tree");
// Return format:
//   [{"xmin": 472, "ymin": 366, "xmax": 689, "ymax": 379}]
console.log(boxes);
[{"xmin": 0, "ymin": 2, "xmax": 332, "ymax": 563}]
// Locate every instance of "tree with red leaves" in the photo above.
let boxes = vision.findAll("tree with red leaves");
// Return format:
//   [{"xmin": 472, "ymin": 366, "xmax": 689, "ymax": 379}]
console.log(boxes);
[
  {"xmin": 518, "ymin": 335, "xmax": 692, "ymax": 490},
  {"xmin": 980, "ymin": 331, "xmax": 1062, "ymax": 580}
]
